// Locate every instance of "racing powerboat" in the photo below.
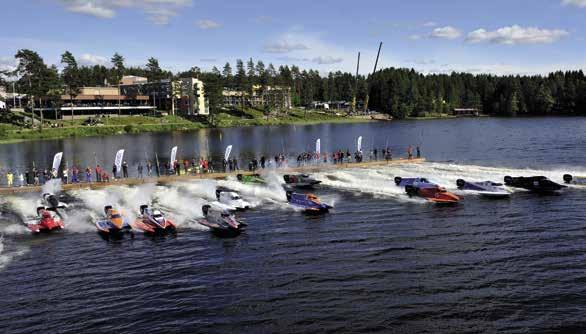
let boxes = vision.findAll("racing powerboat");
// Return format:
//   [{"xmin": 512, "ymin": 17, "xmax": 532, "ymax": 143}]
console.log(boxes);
[
  {"xmin": 216, "ymin": 188, "xmax": 251, "ymax": 211},
  {"xmin": 286, "ymin": 191, "xmax": 332, "ymax": 214},
  {"xmin": 395, "ymin": 177, "xmax": 460, "ymax": 204},
  {"xmin": 132, "ymin": 205, "xmax": 176, "ymax": 234},
  {"xmin": 95, "ymin": 206, "xmax": 133, "ymax": 238},
  {"xmin": 283, "ymin": 174, "xmax": 321, "ymax": 189},
  {"xmin": 504, "ymin": 176, "xmax": 566, "ymax": 193},
  {"xmin": 25, "ymin": 207, "xmax": 65, "ymax": 233},
  {"xmin": 563, "ymin": 174, "xmax": 586, "ymax": 186},
  {"xmin": 41, "ymin": 193, "xmax": 68, "ymax": 210},
  {"xmin": 456, "ymin": 179, "xmax": 511, "ymax": 198},
  {"xmin": 197, "ymin": 204, "xmax": 247, "ymax": 238},
  {"xmin": 236, "ymin": 173, "xmax": 265, "ymax": 184}
]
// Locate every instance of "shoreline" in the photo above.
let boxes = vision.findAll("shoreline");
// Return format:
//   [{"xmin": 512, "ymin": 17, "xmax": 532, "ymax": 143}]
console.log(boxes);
[
  {"xmin": 0, "ymin": 113, "xmax": 373, "ymax": 145},
  {"xmin": 0, "ymin": 157, "xmax": 425, "ymax": 195}
]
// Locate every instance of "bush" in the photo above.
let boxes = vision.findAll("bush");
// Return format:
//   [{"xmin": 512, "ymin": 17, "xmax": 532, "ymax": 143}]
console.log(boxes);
[{"xmin": 123, "ymin": 124, "xmax": 134, "ymax": 133}]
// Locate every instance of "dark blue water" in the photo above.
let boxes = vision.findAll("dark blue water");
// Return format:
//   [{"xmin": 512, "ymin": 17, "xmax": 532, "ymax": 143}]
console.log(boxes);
[{"xmin": 1, "ymin": 117, "xmax": 586, "ymax": 333}]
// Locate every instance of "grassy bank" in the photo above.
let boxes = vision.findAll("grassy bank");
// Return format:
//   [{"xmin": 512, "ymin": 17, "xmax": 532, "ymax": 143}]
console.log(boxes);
[
  {"xmin": 215, "ymin": 108, "xmax": 370, "ymax": 127},
  {"xmin": 0, "ymin": 109, "xmax": 370, "ymax": 143}
]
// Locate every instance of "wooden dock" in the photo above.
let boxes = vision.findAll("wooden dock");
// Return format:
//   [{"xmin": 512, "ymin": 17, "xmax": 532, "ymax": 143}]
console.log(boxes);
[{"xmin": 0, "ymin": 158, "xmax": 425, "ymax": 195}]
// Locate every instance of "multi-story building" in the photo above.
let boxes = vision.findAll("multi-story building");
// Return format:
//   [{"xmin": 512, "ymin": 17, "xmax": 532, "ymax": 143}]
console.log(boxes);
[
  {"xmin": 120, "ymin": 77, "xmax": 209, "ymax": 116},
  {"xmin": 222, "ymin": 85, "xmax": 291, "ymax": 111},
  {"xmin": 33, "ymin": 86, "xmax": 153, "ymax": 119}
]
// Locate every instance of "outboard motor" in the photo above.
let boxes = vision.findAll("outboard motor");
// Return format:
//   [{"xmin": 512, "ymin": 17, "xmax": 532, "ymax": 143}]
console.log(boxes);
[
  {"xmin": 394, "ymin": 177, "xmax": 402, "ymax": 186},
  {"xmin": 285, "ymin": 191, "xmax": 292, "ymax": 201},
  {"xmin": 236, "ymin": 174, "xmax": 243, "ymax": 181},
  {"xmin": 563, "ymin": 174, "xmax": 573, "ymax": 184},
  {"xmin": 140, "ymin": 205, "xmax": 149, "ymax": 215},
  {"xmin": 215, "ymin": 189, "xmax": 222, "ymax": 200},
  {"xmin": 283, "ymin": 175, "xmax": 291, "ymax": 183},
  {"xmin": 456, "ymin": 179, "xmax": 466, "ymax": 189},
  {"xmin": 104, "ymin": 205, "xmax": 113, "ymax": 215}
]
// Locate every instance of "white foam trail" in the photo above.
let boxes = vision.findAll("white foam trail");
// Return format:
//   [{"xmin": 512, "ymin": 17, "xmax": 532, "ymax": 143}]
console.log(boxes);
[{"xmin": 314, "ymin": 162, "xmax": 586, "ymax": 201}]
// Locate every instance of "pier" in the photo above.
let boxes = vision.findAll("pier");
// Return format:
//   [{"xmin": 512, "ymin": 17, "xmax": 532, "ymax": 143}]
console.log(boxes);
[{"xmin": 0, "ymin": 158, "xmax": 425, "ymax": 195}]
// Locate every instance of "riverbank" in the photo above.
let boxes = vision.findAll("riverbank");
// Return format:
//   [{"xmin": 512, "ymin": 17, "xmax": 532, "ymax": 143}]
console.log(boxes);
[
  {"xmin": 0, "ymin": 157, "xmax": 425, "ymax": 195},
  {"xmin": 0, "ymin": 108, "xmax": 371, "ymax": 144}
]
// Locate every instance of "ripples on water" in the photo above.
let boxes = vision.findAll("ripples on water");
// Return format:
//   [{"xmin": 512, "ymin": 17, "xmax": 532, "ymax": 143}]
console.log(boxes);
[
  {"xmin": 3, "ymin": 117, "xmax": 586, "ymax": 333},
  {"xmin": 1, "ymin": 160, "xmax": 586, "ymax": 333}
]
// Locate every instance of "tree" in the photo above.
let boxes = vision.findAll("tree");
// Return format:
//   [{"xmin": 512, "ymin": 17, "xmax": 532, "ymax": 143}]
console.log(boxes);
[
  {"xmin": 234, "ymin": 59, "xmax": 248, "ymax": 110},
  {"xmin": 15, "ymin": 49, "xmax": 57, "ymax": 128},
  {"xmin": 222, "ymin": 62, "xmax": 233, "ymax": 87},
  {"xmin": 146, "ymin": 57, "xmax": 163, "ymax": 82},
  {"xmin": 110, "ymin": 52, "xmax": 125, "ymax": 84},
  {"xmin": 61, "ymin": 51, "xmax": 81, "ymax": 121}
]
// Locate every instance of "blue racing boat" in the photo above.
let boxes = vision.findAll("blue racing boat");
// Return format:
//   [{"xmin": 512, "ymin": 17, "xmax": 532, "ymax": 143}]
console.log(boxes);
[{"xmin": 286, "ymin": 191, "xmax": 332, "ymax": 214}]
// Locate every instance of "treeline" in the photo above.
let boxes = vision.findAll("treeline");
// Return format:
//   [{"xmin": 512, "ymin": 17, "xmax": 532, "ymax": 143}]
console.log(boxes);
[{"xmin": 1, "ymin": 49, "xmax": 586, "ymax": 118}]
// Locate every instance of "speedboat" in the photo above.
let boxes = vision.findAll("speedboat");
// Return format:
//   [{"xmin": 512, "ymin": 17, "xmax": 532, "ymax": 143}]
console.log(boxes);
[
  {"xmin": 283, "ymin": 174, "xmax": 321, "ymax": 189},
  {"xmin": 236, "ymin": 173, "xmax": 265, "ymax": 184},
  {"xmin": 95, "ymin": 206, "xmax": 133, "ymax": 238},
  {"xmin": 395, "ymin": 177, "xmax": 460, "ymax": 204},
  {"xmin": 504, "ymin": 176, "xmax": 566, "ymax": 193},
  {"xmin": 197, "ymin": 204, "xmax": 247, "ymax": 238},
  {"xmin": 25, "ymin": 207, "xmax": 65, "ymax": 233},
  {"xmin": 563, "ymin": 174, "xmax": 586, "ymax": 186},
  {"xmin": 216, "ymin": 188, "xmax": 251, "ymax": 211},
  {"xmin": 132, "ymin": 205, "xmax": 176, "ymax": 234},
  {"xmin": 394, "ymin": 177, "xmax": 432, "ymax": 187},
  {"xmin": 41, "ymin": 193, "xmax": 68, "ymax": 210},
  {"xmin": 286, "ymin": 191, "xmax": 332, "ymax": 214},
  {"xmin": 456, "ymin": 179, "xmax": 511, "ymax": 198}
]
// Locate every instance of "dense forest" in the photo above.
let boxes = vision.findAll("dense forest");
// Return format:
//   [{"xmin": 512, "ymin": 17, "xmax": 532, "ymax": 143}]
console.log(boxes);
[{"xmin": 1, "ymin": 49, "xmax": 586, "ymax": 119}]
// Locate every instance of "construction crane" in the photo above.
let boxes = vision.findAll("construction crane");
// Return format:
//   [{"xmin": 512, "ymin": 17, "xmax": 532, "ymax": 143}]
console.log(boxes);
[
  {"xmin": 363, "ymin": 42, "xmax": 382, "ymax": 113},
  {"xmin": 351, "ymin": 51, "xmax": 360, "ymax": 114}
]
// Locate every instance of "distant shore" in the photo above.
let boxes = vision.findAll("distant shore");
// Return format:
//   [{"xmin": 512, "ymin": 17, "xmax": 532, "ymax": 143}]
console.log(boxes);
[{"xmin": 0, "ymin": 108, "xmax": 373, "ymax": 144}]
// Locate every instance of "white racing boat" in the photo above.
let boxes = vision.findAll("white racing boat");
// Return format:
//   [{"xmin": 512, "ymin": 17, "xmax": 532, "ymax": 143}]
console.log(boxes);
[
  {"xmin": 215, "ymin": 188, "xmax": 251, "ymax": 211},
  {"xmin": 456, "ymin": 179, "xmax": 511, "ymax": 198}
]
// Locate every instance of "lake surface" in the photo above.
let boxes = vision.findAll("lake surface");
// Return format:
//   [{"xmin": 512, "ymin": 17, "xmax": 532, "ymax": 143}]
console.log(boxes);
[{"xmin": 1, "ymin": 117, "xmax": 586, "ymax": 333}]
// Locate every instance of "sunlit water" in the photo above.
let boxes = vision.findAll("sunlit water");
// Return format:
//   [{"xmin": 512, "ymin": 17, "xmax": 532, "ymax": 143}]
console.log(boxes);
[{"xmin": 1, "ymin": 117, "xmax": 586, "ymax": 333}]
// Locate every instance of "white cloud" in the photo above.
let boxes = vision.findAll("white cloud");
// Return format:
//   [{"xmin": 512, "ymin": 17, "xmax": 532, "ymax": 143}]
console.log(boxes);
[
  {"xmin": 263, "ymin": 40, "xmax": 310, "ymax": 53},
  {"xmin": 423, "ymin": 21, "xmax": 437, "ymax": 27},
  {"xmin": 562, "ymin": 0, "xmax": 586, "ymax": 7},
  {"xmin": 0, "ymin": 57, "xmax": 18, "ymax": 73},
  {"xmin": 430, "ymin": 26, "xmax": 462, "ymax": 39},
  {"xmin": 408, "ymin": 34, "xmax": 422, "ymax": 40},
  {"xmin": 312, "ymin": 56, "xmax": 343, "ymax": 65},
  {"xmin": 57, "ymin": 0, "xmax": 192, "ymax": 24},
  {"xmin": 79, "ymin": 53, "xmax": 110, "ymax": 67},
  {"xmin": 466, "ymin": 25, "xmax": 569, "ymax": 44},
  {"xmin": 196, "ymin": 19, "xmax": 221, "ymax": 29}
]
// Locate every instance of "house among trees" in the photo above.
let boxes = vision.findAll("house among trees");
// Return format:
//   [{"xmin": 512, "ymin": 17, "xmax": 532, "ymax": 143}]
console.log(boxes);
[{"xmin": 452, "ymin": 108, "xmax": 480, "ymax": 116}]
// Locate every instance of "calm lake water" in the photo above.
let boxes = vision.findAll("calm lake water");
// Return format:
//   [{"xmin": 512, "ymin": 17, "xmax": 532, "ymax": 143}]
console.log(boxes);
[{"xmin": 1, "ymin": 117, "xmax": 586, "ymax": 333}]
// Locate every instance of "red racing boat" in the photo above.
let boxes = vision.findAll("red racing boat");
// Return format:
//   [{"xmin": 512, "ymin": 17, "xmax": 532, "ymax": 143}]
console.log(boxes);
[
  {"xmin": 132, "ymin": 205, "xmax": 177, "ymax": 234},
  {"xmin": 25, "ymin": 208, "xmax": 65, "ymax": 233}
]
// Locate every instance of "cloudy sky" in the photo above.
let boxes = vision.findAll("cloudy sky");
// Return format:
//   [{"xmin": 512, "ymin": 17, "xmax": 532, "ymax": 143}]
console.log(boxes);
[{"xmin": 1, "ymin": 0, "xmax": 585, "ymax": 75}]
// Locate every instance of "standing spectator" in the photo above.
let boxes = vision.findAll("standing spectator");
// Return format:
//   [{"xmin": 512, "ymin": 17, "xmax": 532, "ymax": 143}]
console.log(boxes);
[
  {"xmin": 72, "ymin": 166, "xmax": 78, "ymax": 183},
  {"xmin": 18, "ymin": 172, "xmax": 24, "ymax": 187},
  {"xmin": 407, "ymin": 145, "xmax": 413, "ymax": 160},
  {"xmin": 146, "ymin": 160, "xmax": 152, "ymax": 176},
  {"xmin": 232, "ymin": 158, "xmax": 239, "ymax": 171},
  {"xmin": 112, "ymin": 164, "xmax": 118, "ymax": 179},
  {"xmin": 260, "ymin": 156, "xmax": 266, "ymax": 169},
  {"xmin": 96, "ymin": 165, "xmax": 102, "ymax": 182},
  {"xmin": 416, "ymin": 145, "xmax": 421, "ymax": 158},
  {"xmin": 6, "ymin": 171, "xmax": 14, "ymax": 187},
  {"xmin": 122, "ymin": 161, "xmax": 129, "ymax": 178},
  {"xmin": 138, "ymin": 163, "xmax": 144, "ymax": 178},
  {"xmin": 86, "ymin": 167, "xmax": 92, "ymax": 183},
  {"xmin": 25, "ymin": 169, "xmax": 30, "ymax": 185},
  {"xmin": 63, "ymin": 166, "xmax": 69, "ymax": 184}
]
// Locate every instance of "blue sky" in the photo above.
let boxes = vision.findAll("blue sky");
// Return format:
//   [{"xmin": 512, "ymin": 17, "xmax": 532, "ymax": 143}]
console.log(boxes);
[{"xmin": 1, "ymin": 0, "xmax": 585, "ymax": 76}]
